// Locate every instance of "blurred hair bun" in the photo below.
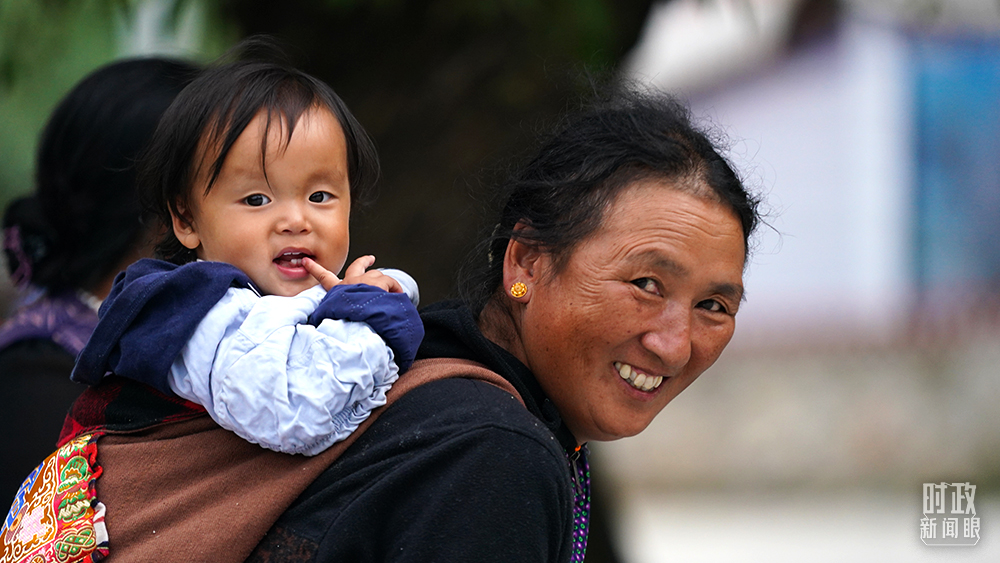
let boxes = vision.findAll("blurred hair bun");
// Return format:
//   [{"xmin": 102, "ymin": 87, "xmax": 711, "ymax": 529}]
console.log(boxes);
[{"xmin": 2, "ymin": 195, "xmax": 55, "ymax": 287}]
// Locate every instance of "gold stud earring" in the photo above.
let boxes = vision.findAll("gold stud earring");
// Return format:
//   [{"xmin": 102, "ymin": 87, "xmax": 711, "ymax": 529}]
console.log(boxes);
[{"xmin": 509, "ymin": 282, "xmax": 527, "ymax": 298}]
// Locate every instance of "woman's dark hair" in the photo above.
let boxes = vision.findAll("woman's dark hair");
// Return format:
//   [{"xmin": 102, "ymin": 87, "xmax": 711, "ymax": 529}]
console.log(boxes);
[
  {"xmin": 139, "ymin": 42, "xmax": 380, "ymax": 264},
  {"xmin": 2, "ymin": 57, "xmax": 199, "ymax": 292},
  {"xmin": 461, "ymin": 88, "xmax": 761, "ymax": 314}
]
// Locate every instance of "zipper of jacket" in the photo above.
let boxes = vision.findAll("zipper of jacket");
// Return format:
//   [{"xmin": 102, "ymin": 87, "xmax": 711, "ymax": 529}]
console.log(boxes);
[{"xmin": 568, "ymin": 445, "xmax": 583, "ymax": 494}]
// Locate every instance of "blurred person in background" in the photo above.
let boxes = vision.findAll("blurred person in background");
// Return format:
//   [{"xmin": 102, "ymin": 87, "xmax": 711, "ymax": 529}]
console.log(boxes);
[{"xmin": 0, "ymin": 57, "xmax": 199, "ymax": 500}]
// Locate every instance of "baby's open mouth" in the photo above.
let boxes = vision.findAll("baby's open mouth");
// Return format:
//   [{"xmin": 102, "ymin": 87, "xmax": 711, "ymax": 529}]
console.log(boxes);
[{"xmin": 274, "ymin": 251, "xmax": 314, "ymax": 268}]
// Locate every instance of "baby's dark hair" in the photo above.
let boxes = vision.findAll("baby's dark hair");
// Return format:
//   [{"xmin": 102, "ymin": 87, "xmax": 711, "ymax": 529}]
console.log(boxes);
[{"xmin": 139, "ymin": 47, "xmax": 379, "ymax": 264}]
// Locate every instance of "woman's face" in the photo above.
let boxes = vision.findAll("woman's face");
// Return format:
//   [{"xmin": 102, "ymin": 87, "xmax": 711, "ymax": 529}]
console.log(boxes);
[{"xmin": 512, "ymin": 180, "xmax": 746, "ymax": 444}]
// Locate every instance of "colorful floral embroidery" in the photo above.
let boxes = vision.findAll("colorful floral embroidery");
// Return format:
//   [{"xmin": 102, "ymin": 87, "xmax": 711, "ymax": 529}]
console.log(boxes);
[{"xmin": 1, "ymin": 434, "xmax": 107, "ymax": 562}]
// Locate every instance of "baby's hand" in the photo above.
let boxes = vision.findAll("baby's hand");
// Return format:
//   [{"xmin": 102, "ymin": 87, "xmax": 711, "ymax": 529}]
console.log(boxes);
[
  {"xmin": 303, "ymin": 255, "xmax": 403, "ymax": 294},
  {"xmin": 302, "ymin": 257, "xmax": 341, "ymax": 291},
  {"xmin": 341, "ymin": 255, "xmax": 403, "ymax": 294}
]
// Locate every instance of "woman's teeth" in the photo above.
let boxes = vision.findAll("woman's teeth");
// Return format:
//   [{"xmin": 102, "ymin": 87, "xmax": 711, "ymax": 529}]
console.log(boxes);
[{"xmin": 614, "ymin": 361, "xmax": 663, "ymax": 392}]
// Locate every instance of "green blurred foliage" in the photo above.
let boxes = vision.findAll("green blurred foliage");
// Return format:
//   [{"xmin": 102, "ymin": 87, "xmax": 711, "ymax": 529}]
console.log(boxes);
[
  {"xmin": 0, "ymin": 0, "xmax": 235, "ymax": 210},
  {"xmin": 0, "ymin": 0, "xmax": 120, "ymax": 206}
]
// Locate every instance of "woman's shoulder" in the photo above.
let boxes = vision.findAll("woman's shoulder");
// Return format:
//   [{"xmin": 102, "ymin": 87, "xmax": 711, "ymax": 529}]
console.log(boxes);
[
  {"xmin": 374, "ymin": 356, "xmax": 560, "ymax": 450},
  {"xmin": 313, "ymin": 374, "xmax": 571, "ymax": 507},
  {"xmin": 390, "ymin": 376, "xmax": 562, "ymax": 448},
  {"xmin": 257, "ymin": 376, "xmax": 574, "ymax": 563},
  {"xmin": 324, "ymin": 375, "xmax": 574, "ymax": 511}
]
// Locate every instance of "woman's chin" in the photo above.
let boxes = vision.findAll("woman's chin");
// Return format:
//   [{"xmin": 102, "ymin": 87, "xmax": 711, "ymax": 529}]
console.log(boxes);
[{"xmin": 582, "ymin": 413, "xmax": 658, "ymax": 443}]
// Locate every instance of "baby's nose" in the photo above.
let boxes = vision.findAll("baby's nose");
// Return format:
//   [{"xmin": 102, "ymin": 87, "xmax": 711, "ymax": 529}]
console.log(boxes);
[{"xmin": 276, "ymin": 203, "xmax": 310, "ymax": 233}]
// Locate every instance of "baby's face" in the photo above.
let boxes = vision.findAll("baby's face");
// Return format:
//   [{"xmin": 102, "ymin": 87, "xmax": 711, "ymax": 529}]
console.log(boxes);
[{"xmin": 175, "ymin": 107, "xmax": 351, "ymax": 296}]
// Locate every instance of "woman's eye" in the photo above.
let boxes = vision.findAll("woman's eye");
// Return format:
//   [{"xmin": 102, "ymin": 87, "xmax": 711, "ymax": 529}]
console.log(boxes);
[
  {"xmin": 697, "ymin": 299, "xmax": 727, "ymax": 314},
  {"xmin": 631, "ymin": 278, "xmax": 660, "ymax": 295},
  {"xmin": 309, "ymin": 191, "xmax": 333, "ymax": 203},
  {"xmin": 244, "ymin": 194, "xmax": 271, "ymax": 206}
]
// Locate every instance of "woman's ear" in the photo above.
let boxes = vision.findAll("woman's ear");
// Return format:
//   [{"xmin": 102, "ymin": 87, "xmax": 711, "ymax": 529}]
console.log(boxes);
[
  {"xmin": 501, "ymin": 222, "xmax": 548, "ymax": 302},
  {"xmin": 171, "ymin": 200, "xmax": 201, "ymax": 251}
]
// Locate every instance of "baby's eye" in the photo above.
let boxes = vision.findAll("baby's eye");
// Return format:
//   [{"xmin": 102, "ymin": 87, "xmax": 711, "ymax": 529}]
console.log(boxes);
[
  {"xmin": 244, "ymin": 194, "xmax": 271, "ymax": 207},
  {"xmin": 631, "ymin": 278, "xmax": 660, "ymax": 295},
  {"xmin": 309, "ymin": 191, "xmax": 333, "ymax": 203},
  {"xmin": 697, "ymin": 299, "xmax": 728, "ymax": 314}
]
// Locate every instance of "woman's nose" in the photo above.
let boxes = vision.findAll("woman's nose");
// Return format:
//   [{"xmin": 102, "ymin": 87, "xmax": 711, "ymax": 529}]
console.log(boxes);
[{"xmin": 640, "ymin": 309, "xmax": 692, "ymax": 369}]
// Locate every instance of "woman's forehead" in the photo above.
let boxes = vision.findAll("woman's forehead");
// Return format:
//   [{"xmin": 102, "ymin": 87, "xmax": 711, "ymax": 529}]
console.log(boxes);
[
  {"xmin": 580, "ymin": 183, "xmax": 746, "ymax": 272},
  {"xmin": 607, "ymin": 178, "xmax": 739, "ymax": 229}
]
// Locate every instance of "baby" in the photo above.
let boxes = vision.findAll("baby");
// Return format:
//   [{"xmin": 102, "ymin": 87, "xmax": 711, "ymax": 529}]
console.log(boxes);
[{"xmin": 70, "ymin": 57, "xmax": 422, "ymax": 456}]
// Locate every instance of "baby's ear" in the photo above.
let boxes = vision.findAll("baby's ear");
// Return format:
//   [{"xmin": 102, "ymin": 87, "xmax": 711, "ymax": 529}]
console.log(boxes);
[{"xmin": 171, "ymin": 200, "xmax": 201, "ymax": 251}]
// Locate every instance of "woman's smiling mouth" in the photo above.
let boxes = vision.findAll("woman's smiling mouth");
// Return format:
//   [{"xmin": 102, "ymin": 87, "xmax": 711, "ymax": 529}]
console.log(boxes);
[{"xmin": 614, "ymin": 361, "xmax": 664, "ymax": 392}]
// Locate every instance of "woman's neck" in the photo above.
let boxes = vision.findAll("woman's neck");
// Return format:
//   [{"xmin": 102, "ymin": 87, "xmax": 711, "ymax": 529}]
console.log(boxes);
[{"xmin": 477, "ymin": 297, "xmax": 528, "ymax": 369}]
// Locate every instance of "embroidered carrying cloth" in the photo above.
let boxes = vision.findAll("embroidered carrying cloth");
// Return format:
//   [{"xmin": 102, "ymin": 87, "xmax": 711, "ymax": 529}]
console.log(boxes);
[{"xmin": 0, "ymin": 434, "xmax": 108, "ymax": 563}]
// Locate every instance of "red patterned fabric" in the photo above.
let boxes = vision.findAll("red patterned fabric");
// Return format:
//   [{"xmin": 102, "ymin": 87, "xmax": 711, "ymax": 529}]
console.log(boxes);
[
  {"xmin": 58, "ymin": 376, "xmax": 205, "ymax": 446},
  {"xmin": 0, "ymin": 434, "xmax": 108, "ymax": 562}
]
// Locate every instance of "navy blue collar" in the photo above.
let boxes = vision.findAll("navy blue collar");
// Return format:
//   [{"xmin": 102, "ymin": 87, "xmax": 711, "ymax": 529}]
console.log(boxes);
[{"xmin": 71, "ymin": 258, "xmax": 251, "ymax": 394}]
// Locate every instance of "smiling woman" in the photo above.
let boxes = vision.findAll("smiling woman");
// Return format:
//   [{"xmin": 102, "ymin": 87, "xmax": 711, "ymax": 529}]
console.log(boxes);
[
  {"xmin": 385, "ymin": 89, "xmax": 763, "ymax": 562},
  {"xmin": 503, "ymin": 184, "xmax": 747, "ymax": 443}
]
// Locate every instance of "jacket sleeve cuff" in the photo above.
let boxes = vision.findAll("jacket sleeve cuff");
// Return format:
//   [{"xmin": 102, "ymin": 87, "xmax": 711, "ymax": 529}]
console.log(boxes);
[{"xmin": 308, "ymin": 284, "xmax": 424, "ymax": 372}]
